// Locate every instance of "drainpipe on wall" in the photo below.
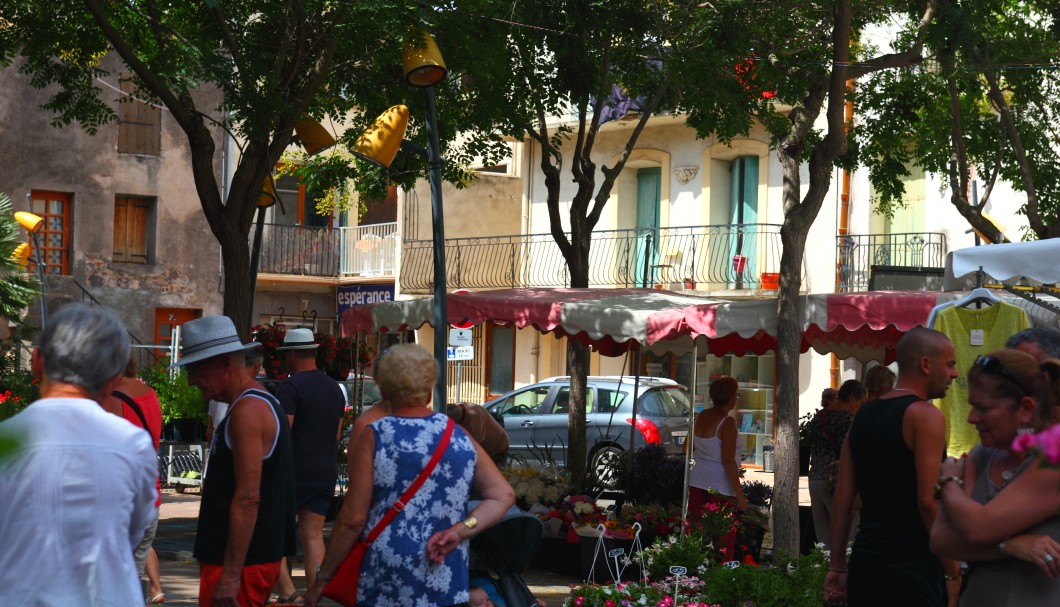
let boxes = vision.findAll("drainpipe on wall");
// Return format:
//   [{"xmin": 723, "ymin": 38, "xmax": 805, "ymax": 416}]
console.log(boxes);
[{"xmin": 524, "ymin": 139, "xmax": 539, "ymax": 382}]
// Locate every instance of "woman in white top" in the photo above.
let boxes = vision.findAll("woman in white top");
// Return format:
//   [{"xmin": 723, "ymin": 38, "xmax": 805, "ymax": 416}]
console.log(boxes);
[{"xmin": 688, "ymin": 376, "xmax": 747, "ymax": 560}]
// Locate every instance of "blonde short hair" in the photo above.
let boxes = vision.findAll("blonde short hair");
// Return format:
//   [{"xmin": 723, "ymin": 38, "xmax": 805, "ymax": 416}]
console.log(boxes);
[{"xmin": 373, "ymin": 344, "xmax": 437, "ymax": 407}]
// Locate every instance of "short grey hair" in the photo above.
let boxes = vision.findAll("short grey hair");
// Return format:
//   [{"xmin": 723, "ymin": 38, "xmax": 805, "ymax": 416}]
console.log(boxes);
[
  {"xmin": 40, "ymin": 304, "xmax": 130, "ymax": 398},
  {"xmin": 1006, "ymin": 328, "xmax": 1060, "ymax": 360}
]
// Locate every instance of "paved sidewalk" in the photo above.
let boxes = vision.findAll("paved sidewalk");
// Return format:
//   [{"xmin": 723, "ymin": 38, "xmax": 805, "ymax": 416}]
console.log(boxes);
[
  {"xmin": 151, "ymin": 470, "xmax": 804, "ymax": 605},
  {"xmin": 153, "ymin": 488, "xmax": 578, "ymax": 605}
]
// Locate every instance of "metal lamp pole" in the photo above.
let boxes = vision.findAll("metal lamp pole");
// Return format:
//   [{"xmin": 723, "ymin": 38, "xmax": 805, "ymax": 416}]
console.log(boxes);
[
  {"xmin": 423, "ymin": 86, "xmax": 448, "ymax": 412},
  {"xmin": 30, "ymin": 231, "xmax": 45, "ymax": 328}
]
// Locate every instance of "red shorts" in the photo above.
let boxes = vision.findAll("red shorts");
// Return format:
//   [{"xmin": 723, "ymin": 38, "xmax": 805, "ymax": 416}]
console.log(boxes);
[{"xmin": 199, "ymin": 561, "xmax": 281, "ymax": 606}]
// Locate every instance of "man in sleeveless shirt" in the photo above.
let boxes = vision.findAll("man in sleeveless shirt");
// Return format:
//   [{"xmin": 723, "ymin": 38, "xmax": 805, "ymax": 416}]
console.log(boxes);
[
  {"xmin": 825, "ymin": 327, "xmax": 962, "ymax": 607},
  {"xmin": 179, "ymin": 316, "xmax": 296, "ymax": 607},
  {"xmin": 273, "ymin": 328, "xmax": 345, "ymax": 595}
]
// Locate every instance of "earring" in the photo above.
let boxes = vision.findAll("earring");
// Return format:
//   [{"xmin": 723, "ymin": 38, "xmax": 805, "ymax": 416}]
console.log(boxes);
[{"xmin": 1017, "ymin": 426, "xmax": 1034, "ymax": 436}]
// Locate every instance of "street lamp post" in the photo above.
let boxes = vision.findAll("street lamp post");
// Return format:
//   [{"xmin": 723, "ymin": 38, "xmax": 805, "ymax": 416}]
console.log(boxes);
[
  {"xmin": 352, "ymin": 28, "xmax": 450, "ymax": 411},
  {"xmin": 248, "ymin": 175, "xmax": 279, "ymax": 325},
  {"xmin": 15, "ymin": 211, "xmax": 46, "ymax": 328}
]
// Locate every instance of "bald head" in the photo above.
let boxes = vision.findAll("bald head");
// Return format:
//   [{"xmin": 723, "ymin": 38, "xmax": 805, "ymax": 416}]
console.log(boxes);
[
  {"xmin": 897, "ymin": 327, "xmax": 950, "ymax": 373},
  {"xmin": 896, "ymin": 327, "xmax": 958, "ymax": 400}
]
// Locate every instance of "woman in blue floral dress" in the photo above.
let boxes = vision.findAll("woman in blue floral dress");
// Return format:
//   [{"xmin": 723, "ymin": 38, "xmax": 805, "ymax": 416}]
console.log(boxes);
[{"xmin": 306, "ymin": 345, "xmax": 515, "ymax": 607}]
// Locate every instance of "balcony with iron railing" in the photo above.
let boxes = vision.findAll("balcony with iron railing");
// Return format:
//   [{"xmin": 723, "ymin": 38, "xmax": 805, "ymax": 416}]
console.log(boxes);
[
  {"xmin": 254, "ymin": 222, "xmax": 398, "ymax": 279},
  {"xmin": 399, "ymin": 224, "xmax": 784, "ymax": 294},
  {"xmin": 836, "ymin": 232, "xmax": 948, "ymax": 292}
]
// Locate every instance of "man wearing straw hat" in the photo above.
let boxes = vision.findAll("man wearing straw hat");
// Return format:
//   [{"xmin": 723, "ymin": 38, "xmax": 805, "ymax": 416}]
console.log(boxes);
[{"xmin": 177, "ymin": 316, "xmax": 295, "ymax": 607}]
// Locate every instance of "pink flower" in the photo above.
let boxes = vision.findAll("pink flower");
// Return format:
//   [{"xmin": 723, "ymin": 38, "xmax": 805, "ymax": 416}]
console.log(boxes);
[
  {"xmin": 1013, "ymin": 432, "xmax": 1037, "ymax": 454},
  {"xmin": 574, "ymin": 597, "xmax": 584, "ymax": 607},
  {"xmin": 1013, "ymin": 426, "xmax": 1060, "ymax": 466}
]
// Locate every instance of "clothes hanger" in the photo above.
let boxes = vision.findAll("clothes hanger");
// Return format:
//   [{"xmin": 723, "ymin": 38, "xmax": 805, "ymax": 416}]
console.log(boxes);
[{"xmin": 926, "ymin": 267, "xmax": 999, "ymax": 327}]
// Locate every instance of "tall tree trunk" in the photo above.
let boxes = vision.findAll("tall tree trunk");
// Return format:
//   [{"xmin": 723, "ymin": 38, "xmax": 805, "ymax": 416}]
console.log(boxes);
[
  {"xmin": 770, "ymin": 0, "xmax": 852, "ymax": 559},
  {"xmin": 773, "ymin": 219, "xmax": 808, "ymax": 558},
  {"xmin": 219, "ymin": 225, "xmax": 253, "ymax": 339},
  {"xmin": 566, "ymin": 221, "xmax": 591, "ymax": 492}
]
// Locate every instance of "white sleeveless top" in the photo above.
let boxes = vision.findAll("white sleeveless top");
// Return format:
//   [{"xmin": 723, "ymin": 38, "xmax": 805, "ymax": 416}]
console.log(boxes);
[{"xmin": 689, "ymin": 415, "xmax": 737, "ymax": 495}]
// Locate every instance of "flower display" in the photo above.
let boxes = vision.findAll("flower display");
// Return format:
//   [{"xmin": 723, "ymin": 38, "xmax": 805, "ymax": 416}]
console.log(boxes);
[
  {"xmin": 620, "ymin": 504, "xmax": 682, "ymax": 540},
  {"xmin": 1013, "ymin": 425, "xmax": 1060, "ymax": 466},
  {"xmin": 503, "ymin": 465, "xmax": 570, "ymax": 510},
  {"xmin": 0, "ymin": 368, "xmax": 39, "ymax": 421},
  {"xmin": 565, "ymin": 549, "xmax": 830, "ymax": 607},
  {"xmin": 249, "ymin": 322, "xmax": 372, "ymax": 380}
]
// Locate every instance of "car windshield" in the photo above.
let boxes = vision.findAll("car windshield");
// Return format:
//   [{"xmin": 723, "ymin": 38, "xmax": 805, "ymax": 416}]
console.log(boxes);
[{"xmin": 638, "ymin": 386, "xmax": 691, "ymax": 417}]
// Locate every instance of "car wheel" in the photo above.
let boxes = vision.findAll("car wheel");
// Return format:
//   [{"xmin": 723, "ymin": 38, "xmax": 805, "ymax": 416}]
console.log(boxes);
[{"xmin": 589, "ymin": 445, "xmax": 624, "ymax": 490}]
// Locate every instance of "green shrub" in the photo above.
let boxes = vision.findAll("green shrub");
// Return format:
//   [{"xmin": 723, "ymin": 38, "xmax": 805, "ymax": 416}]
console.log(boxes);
[
  {"xmin": 139, "ymin": 358, "xmax": 206, "ymax": 424},
  {"xmin": 0, "ymin": 368, "xmax": 38, "ymax": 421},
  {"xmin": 619, "ymin": 444, "xmax": 685, "ymax": 507},
  {"xmin": 699, "ymin": 550, "xmax": 828, "ymax": 607}
]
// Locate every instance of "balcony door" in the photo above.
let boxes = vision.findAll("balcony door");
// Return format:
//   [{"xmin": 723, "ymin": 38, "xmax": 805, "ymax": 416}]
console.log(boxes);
[
  {"xmin": 729, "ymin": 156, "xmax": 759, "ymax": 287},
  {"xmin": 635, "ymin": 167, "xmax": 661, "ymax": 287}
]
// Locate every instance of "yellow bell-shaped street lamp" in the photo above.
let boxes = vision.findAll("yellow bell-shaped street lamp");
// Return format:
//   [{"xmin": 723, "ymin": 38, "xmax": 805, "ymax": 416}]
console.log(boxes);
[
  {"xmin": 352, "ymin": 105, "xmax": 411, "ymax": 168},
  {"xmin": 15, "ymin": 211, "xmax": 43, "ymax": 234},
  {"xmin": 11, "ymin": 242, "xmax": 31, "ymax": 270},
  {"xmin": 403, "ymin": 28, "xmax": 448, "ymax": 88},
  {"xmin": 294, "ymin": 118, "xmax": 337, "ymax": 156},
  {"xmin": 13, "ymin": 210, "xmax": 46, "ymax": 326}
]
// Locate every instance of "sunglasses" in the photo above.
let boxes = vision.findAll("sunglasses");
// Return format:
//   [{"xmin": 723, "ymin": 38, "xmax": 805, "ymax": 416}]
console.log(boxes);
[{"xmin": 973, "ymin": 355, "xmax": 1031, "ymax": 396}]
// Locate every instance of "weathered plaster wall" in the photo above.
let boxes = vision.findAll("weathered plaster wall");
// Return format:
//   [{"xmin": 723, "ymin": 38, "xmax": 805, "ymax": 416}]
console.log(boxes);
[{"xmin": 0, "ymin": 54, "xmax": 225, "ymax": 344}]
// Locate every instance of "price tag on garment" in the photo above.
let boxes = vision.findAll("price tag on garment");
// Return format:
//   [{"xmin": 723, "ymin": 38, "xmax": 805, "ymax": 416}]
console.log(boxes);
[{"xmin": 970, "ymin": 329, "xmax": 985, "ymax": 346}]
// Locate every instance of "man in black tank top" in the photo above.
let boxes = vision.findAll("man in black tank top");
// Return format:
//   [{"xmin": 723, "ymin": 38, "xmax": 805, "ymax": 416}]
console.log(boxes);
[
  {"xmin": 178, "ymin": 316, "xmax": 296, "ymax": 607},
  {"xmin": 824, "ymin": 327, "xmax": 962, "ymax": 607}
]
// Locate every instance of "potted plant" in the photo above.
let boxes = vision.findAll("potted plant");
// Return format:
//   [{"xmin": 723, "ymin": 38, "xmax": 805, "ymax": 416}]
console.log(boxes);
[{"xmin": 140, "ymin": 358, "xmax": 207, "ymax": 442}]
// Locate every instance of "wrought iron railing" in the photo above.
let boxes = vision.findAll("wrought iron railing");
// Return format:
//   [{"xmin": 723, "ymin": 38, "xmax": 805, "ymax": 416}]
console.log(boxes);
[
  {"xmin": 339, "ymin": 223, "xmax": 399, "ymax": 277},
  {"xmin": 257, "ymin": 223, "xmax": 341, "ymax": 277},
  {"xmin": 399, "ymin": 224, "xmax": 783, "ymax": 293},
  {"xmin": 254, "ymin": 222, "xmax": 398, "ymax": 278},
  {"xmin": 836, "ymin": 232, "xmax": 947, "ymax": 292}
]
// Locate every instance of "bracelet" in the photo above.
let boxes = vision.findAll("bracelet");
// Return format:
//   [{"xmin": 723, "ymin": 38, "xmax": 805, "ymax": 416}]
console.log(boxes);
[
  {"xmin": 829, "ymin": 568, "xmax": 848, "ymax": 573},
  {"xmin": 933, "ymin": 476, "xmax": 963, "ymax": 500},
  {"xmin": 944, "ymin": 573, "xmax": 960, "ymax": 581},
  {"xmin": 316, "ymin": 566, "xmax": 332, "ymax": 582}
]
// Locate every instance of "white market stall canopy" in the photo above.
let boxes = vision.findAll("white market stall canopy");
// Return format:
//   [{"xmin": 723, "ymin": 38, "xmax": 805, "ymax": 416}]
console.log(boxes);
[
  {"xmin": 947, "ymin": 239, "xmax": 1060, "ymax": 287},
  {"xmin": 339, "ymin": 287, "xmax": 1040, "ymax": 363}
]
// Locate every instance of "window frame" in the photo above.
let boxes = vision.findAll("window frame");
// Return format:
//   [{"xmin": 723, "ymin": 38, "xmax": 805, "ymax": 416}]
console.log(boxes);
[
  {"xmin": 28, "ymin": 190, "xmax": 72, "ymax": 276},
  {"xmin": 113, "ymin": 195, "xmax": 154, "ymax": 264}
]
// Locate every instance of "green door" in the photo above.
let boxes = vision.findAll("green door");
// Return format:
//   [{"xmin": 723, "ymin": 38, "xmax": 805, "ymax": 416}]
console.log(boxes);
[
  {"xmin": 729, "ymin": 156, "xmax": 758, "ymax": 286},
  {"xmin": 635, "ymin": 167, "xmax": 661, "ymax": 286}
]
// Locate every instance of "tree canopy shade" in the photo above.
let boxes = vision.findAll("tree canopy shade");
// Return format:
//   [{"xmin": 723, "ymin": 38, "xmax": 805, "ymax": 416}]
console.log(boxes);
[
  {"xmin": 0, "ymin": 0, "xmax": 500, "ymax": 335},
  {"xmin": 855, "ymin": 0, "xmax": 1060, "ymax": 240}
]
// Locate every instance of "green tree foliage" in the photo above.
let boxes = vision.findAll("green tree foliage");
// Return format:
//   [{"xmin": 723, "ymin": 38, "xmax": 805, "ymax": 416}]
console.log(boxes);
[
  {"xmin": 0, "ymin": 1, "xmax": 476, "ymax": 334},
  {"xmin": 856, "ymin": 0, "xmax": 1060, "ymax": 239},
  {"xmin": 0, "ymin": 193, "xmax": 41, "ymax": 325}
]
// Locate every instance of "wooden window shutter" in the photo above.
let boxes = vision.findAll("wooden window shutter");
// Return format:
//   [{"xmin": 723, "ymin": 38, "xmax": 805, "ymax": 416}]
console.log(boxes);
[
  {"xmin": 114, "ymin": 196, "xmax": 149, "ymax": 263},
  {"xmin": 117, "ymin": 74, "xmax": 161, "ymax": 156}
]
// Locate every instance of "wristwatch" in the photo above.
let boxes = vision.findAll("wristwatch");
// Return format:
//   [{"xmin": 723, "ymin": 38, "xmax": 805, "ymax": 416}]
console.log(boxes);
[{"xmin": 462, "ymin": 515, "xmax": 478, "ymax": 530}]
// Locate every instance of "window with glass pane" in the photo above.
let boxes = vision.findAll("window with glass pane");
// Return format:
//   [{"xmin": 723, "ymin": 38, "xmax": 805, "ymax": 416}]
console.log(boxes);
[
  {"xmin": 488, "ymin": 326, "xmax": 514, "ymax": 394},
  {"xmin": 29, "ymin": 190, "xmax": 71, "ymax": 275}
]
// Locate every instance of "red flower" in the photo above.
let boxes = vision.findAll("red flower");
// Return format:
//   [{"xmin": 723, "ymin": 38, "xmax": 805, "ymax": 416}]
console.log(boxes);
[{"xmin": 742, "ymin": 554, "xmax": 759, "ymax": 567}]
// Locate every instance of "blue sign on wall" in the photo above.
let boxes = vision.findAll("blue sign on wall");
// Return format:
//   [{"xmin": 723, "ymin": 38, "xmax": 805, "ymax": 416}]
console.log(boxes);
[{"xmin": 336, "ymin": 284, "xmax": 395, "ymax": 316}]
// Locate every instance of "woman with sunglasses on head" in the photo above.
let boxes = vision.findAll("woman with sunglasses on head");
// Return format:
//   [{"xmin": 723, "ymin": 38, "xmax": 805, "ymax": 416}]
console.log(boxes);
[{"xmin": 930, "ymin": 348, "xmax": 1060, "ymax": 606}]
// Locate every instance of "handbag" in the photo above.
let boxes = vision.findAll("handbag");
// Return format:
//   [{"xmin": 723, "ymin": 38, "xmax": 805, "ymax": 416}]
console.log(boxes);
[{"xmin": 322, "ymin": 418, "xmax": 456, "ymax": 606}]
